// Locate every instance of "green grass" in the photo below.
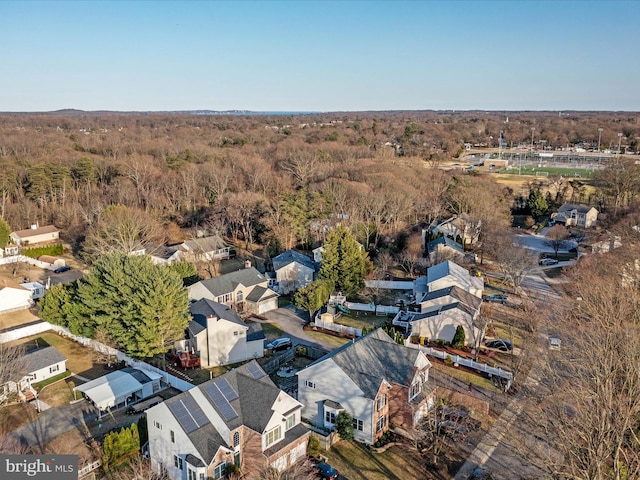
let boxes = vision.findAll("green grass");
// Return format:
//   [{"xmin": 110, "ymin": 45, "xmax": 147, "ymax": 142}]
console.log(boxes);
[
  {"xmin": 324, "ymin": 439, "xmax": 430, "ymax": 480},
  {"xmin": 335, "ymin": 313, "xmax": 388, "ymax": 330},
  {"xmin": 497, "ymin": 166, "xmax": 594, "ymax": 178},
  {"xmin": 304, "ymin": 330, "xmax": 350, "ymax": 348},
  {"xmin": 260, "ymin": 322, "xmax": 285, "ymax": 339}
]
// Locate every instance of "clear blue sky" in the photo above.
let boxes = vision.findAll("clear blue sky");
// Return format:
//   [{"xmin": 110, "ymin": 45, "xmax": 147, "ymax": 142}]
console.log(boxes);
[{"xmin": 2, "ymin": 1, "xmax": 639, "ymax": 112}]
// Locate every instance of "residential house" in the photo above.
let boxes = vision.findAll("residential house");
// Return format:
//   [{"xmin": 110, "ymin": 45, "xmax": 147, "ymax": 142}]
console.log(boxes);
[
  {"xmin": 0, "ymin": 245, "xmax": 19, "ymax": 257},
  {"xmin": 414, "ymin": 260, "xmax": 484, "ymax": 300},
  {"xmin": 180, "ymin": 235, "xmax": 231, "ymax": 262},
  {"xmin": 297, "ymin": 329, "xmax": 434, "ymax": 445},
  {"xmin": 426, "ymin": 236, "xmax": 464, "ymax": 264},
  {"xmin": 272, "ymin": 250, "xmax": 316, "ymax": 294},
  {"xmin": 430, "ymin": 215, "xmax": 480, "ymax": 246},
  {"xmin": 0, "ymin": 279, "xmax": 33, "ymax": 313},
  {"xmin": 179, "ymin": 298, "xmax": 265, "ymax": 368},
  {"xmin": 393, "ymin": 286, "xmax": 483, "ymax": 347},
  {"xmin": 20, "ymin": 281, "xmax": 46, "ymax": 300},
  {"xmin": 1, "ymin": 346, "xmax": 67, "ymax": 402},
  {"xmin": 74, "ymin": 367, "xmax": 164, "ymax": 414},
  {"xmin": 10, "ymin": 225, "xmax": 60, "ymax": 246},
  {"xmin": 188, "ymin": 267, "xmax": 278, "ymax": 315},
  {"xmin": 147, "ymin": 361, "xmax": 309, "ymax": 480},
  {"xmin": 553, "ymin": 203, "xmax": 599, "ymax": 228}
]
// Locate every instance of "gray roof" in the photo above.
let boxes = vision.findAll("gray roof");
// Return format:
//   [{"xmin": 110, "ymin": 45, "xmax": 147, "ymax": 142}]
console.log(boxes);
[
  {"xmin": 557, "ymin": 203, "xmax": 597, "ymax": 214},
  {"xmin": 194, "ymin": 267, "xmax": 267, "ymax": 297},
  {"xmin": 427, "ymin": 260, "xmax": 470, "ymax": 285},
  {"xmin": 146, "ymin": 243, "xmax": 180, "ymax": 260},
  {"xmin": 427, "ymin": 236, "xmax": 463, "ymax": 254},
  {"xmin": 307, "ymin": 329, "xmax": 422, "ymax": 399},
  {"xmin": 421, "ymin": 286, "xmax": 481, "ymax": 316},
  {"xmin": 272, "ymin": 250, "xmax": 316, "ymax": 271},
  {"xmin": 186, "ymin": 421, "xmax": 226, "ymax": 464},
  {"xmin": 24, "ymin": 346, "xmax": 67, "ymax": 374},
  {"xmin": 183, "ymin": 235, "xmax": 228, "ymax": 253},
  {"xmin": 121, "ymin": 367, "xmax": 152, "ymax": 384},
  {"xmin": 198, "ymin": 360, "xmax": 282, "ymax": 433},
  {"xmin": 190, "ymin": 298, "xmax": 246, "ymax": 329},
  {"xmin": 245, "ymin": 285, "xmax": 278, "ymax": 303},
  {"xmin": 246, "ymin": 322, "xmax": 266, "ymax": 342}
]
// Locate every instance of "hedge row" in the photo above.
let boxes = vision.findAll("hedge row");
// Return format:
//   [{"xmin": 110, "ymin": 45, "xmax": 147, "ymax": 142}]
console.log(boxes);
[{"xmin": 22, "ymin": 243, "xmax": 64, "ymax": 258}]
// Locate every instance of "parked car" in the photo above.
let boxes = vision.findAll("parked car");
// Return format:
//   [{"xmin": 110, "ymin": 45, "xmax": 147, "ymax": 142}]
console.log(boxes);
[
  {"xmin": 266, "ymin": 337, "xmax": 292, "ymax": 352},
  {"xmin": 539, "ymin": 258, "xmax": 559, "ymax": 266},
  {"xmin": 316, "ymin": 461, "xmax": 339, "ymax": 480},
  {"xmin": 485, "ymin": 339, "xmax": 513, "ymax": 352},
  {"xmin": 53, "ymin": 265, "xmax": 71, "ymax": 273},
  {"xmin": 483, "ymin": 294, "xmax": 508, "ymax": 304}
]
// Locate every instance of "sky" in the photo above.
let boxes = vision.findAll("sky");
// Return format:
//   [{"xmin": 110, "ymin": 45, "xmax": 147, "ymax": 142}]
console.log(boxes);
[{"xmin": 2, "ymin": 1, "xmax": 639, "ymax": 112}]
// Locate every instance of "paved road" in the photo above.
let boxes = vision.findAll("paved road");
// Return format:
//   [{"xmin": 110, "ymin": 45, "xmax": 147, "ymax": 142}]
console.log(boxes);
[
  {"xmin": 514, "ymin": 232, "xmax": 578, "ymax": 254},
  {"xmin": 260, "ymin": 306, "xmax": 336, "ymax": 352}
]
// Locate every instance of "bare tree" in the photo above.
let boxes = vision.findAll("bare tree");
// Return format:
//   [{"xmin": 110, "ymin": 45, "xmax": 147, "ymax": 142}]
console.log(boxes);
[
  {"xmin": 0, "ymin": 342, "xmax": 26, "ymax": 407},
  {"xmin": 494, "ymin": 238, "xmax": 537, "ymax": 294},
  {"xmin": 545, "ymin": 224, "xmax": 570, "ymax": 259},
  {"xmin": 246, "ymin": 457, "xmax": 320, "ymax": 480}
]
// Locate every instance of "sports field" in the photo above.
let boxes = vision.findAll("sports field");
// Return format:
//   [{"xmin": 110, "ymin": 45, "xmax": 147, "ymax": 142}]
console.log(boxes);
[{"xmin": 497, "ymin": 165, "xmax": 595, "ymax": 179}]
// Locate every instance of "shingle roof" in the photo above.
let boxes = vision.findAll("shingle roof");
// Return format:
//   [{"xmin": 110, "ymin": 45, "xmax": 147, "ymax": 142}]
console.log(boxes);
[
  {"xmin": 245, "ymin": 285, "xmax": 278, "ymax": 303},
  {"xmin": 421, "ymin": 285, "xmax": 481, "ymax": 316},
  {"xmin": 558, "ymin": 203, "xmax": 597, "ymax": 214},
  {"xmin": 186, "ymin": 422, "xmax": 226, "ymax": 464},
  {"xmin": 427, "ymin": 236, "xmax": 464, "ymax": 254},
  {"xmin": 12, "ymin": 225, "xmax": 59, "ymax": 238},
  {"xmin": 272, "ymin": 250, "xmax": 316, "ymax": 271},
  {"xmin": 427, "ymin": 260, "xmax": 470, "ymax": 284},
  {"xmin": 183, "ymin": 235, "xmax": 228, "ymax": 253},
  {"xmin": 246, "ymin": 322, "xmax": 266, "ymax": 342},
  {"xmin": 193, "ymin": 268, "xmax": 267, "ymax": 297},
  {"xmin": 306, "ymin": 329, "xmax": 421, "ymax": 399},
  {"xmin": 24, "ymin": 346, "xmax": 67, "ymax": 373},
  {"xmin": 190, "ymin": 298, "xmax": 246, "ymax": 329}
]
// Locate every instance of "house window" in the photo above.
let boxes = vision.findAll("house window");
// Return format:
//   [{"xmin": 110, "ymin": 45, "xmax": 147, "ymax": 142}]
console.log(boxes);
[
  {"xmin": 409, "ymin": 380, "xmax": 422, "ymax": 400},
  {"xmin": 233, "ymin": 431, "xmax": 240, "ymax": 447},
  {"xmin": 223, "ymin": 293, "xmax": 232, "ymax": 303},
  {"xmin": 376, "ymin": 395, "xmax": 386, "ymax": 411},
  {"xmin": 199, "ymin": 474, "xmax": 205, "ymax": 480},
  {"xmin": 325, "ymin": 411, "xmax": 336, "ymax": 425},
  {"xmin": 237, "ymin": 291, "xmax": 243, "ymax": 302},
  {"xmin": 305, "ymin": 380, "xmax": 316, "ymax": 389},
  {"xmin": 265, "ymin": 426, "xmax": 282, "ymax": 447},
  {"xmin": 49, "ymin": 364, "xmax": 60, "ymax": 374},
  {"xmin": 286, "ymin": 414, "xmax": 296, "ymax": 430},
  {"xmin": 170, "ymin": 430, "xmax": 175, "ymax": 443},
  {"xmin": 174, "ymin": 455, "xmax": 183, "ymax": 470},
  {"xmin": 352, "ymin": 418, "xmax": 363, "ymax": 432},
  {"xmin": 234, "ymin": 331, "xmax": 239, "ymax": 336},
  {"xmin": 188, "ymin": 468, "xmax": 197, "ymax": 480},
  {"xmin": 376, "ymin": 416, "xmax": 387, "ymax": 433},
  {"xmin": 213, "ymin": 462, "xmax": 227, "ymax": 480},
  {"xmin": 154, "ymin": 420, "xmax": 162, "ymax": 430}
]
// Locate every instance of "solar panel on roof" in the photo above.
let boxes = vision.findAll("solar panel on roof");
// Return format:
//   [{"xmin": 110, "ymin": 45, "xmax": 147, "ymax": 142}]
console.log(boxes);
[
  {"xmin": 246, "ymin": 362, "xmax": 266, "ymax": 379},
  {"xmin": 202, "ymin": 382, "xmax": 238, "ymax": 422},
  {"xmin": 181, "ymin": 395, "xmax": 210, "ymax": 429},
  {"xmin": 215, "ymin": 378, "xmax": 239, "ymax": 401},
  {"xmin": 168, "ymin": 399, "xmax": 198, "ymax": 433}
]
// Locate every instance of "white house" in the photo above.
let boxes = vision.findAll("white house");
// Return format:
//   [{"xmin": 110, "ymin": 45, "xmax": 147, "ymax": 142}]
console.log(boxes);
[
  {"xmin": 181, "ymin": 298, "xmax": 265, "ymax": 367},
  {"xmin": 297, "ymin": 329, "xmax": 434, "ymax": 445},
  {"xmin": 272, "ymin": 250, "xmax": 316, "ymax": 294},
  {"xmin": 188, "ymin": 267, "xmax": 278, "ymax": 315},
  {"xmin": 415, "ymin": 260, "xmax": 484, "ymax": 300},
  {"xmin": 74, "ymin": 367, "xmax": 163, "ymax": 414},
  {"xmin": 10, "ymin": 225, "xmax": 60, "ymax": 246},
  {"xmin": 179, "ymin": 235, "xmax": 231, "ymax": 262},
  {"xmin": 0, "ymin": 245, "xmax": 19, "ymax": 257},
  {"xmin": 0, "ymin": 280, "xmax": 33, "ymax": 313},
  {"xmin": 1, "ymin": 346, "xmax": 67, "ymax": 403},
  {"xmin": 553, "ymin": 203, "xmax": 599, "ymax": 228},
  {"xmin": 20, "ymin": 282, "xmax": 46, "ymax": 300},
  {"xmin": 147, "ymin": 361, "xmax": 309, "ymax": 480}
]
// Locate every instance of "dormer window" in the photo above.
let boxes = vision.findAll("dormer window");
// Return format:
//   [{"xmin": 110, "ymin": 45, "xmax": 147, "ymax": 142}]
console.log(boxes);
[{"xmin": 409, "ymin": 380, "xmax": 422, "ymax": 400}]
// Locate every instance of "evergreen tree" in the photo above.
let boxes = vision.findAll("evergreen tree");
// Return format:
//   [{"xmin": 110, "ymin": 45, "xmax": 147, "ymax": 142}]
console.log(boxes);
[
  {"xmin": 527, "ymin": 189, "xmax": 548, "ymax": 219},
  {"xmin": 335, "ymin": 411, "xmax": 355, "ymax": 440},
  {"xmin": 0, "ymin": 216, "xmax": 10, "ymax": 248},
  {"xmin": 165, "ymin": 260, "xmax": 199, "ymax": 286},
  {"xmin": 319, "ymin": 225, "xmax": 371, "ymax": 297},
  {"xmin": 294, "ymin": 279, "xmax": 334, "ymax": 321},
  {"xmin": 452, "ymin": 325, "xmax": 466, "ymax": 349}
]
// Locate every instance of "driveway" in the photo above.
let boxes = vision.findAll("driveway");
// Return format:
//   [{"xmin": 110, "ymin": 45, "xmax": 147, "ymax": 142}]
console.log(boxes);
[
  {"xmin": 260, "ymin": 306, "xmax": 336, "ymax": 352},
  {"xmin": 514, "ymin": 232, "xmax": 578, "ymax": 255},
  {"xmin": 10, "ymin": 401, "xmax": 98, "ymax": 450}
]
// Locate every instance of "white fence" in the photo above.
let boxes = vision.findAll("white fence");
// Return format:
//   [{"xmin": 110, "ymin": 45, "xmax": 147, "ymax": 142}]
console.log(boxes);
[
  {"xmin": 345, "ymin": 302, "xmax": 400, "ymax": 315},
  {"xmin": 313, "ymin": 319, "xmax": 362, "ymax": 338},
  {"xmin": 0, "ymin": 320, "xmax": 52, "ymax": 343},
  {"xmin": 410, "ymin": 343, "xmax": 513, "ymax": 384},
  {"xmin": 78, "ymin": 460, "xmax": 101, "ymax": 478},
  {"xmin": 0, "ymin": 255, "xmax": 57, "ymax": 270},
  {"xmin": 364, "ymin": 280, "xmax": 414, "ymax": 290}
]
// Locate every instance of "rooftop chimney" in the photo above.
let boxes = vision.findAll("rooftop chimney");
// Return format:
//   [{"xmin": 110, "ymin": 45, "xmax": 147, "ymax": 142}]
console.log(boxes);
[{"xmin": 244, "ymin": 260, "xmax": 252, "ymax": 269}]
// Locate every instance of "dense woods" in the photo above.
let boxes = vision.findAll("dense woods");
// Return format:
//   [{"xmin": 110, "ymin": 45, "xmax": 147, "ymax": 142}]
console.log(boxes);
[{"xmin": 0, "ymin": 111, "xmax": 637, "ymax": 261}]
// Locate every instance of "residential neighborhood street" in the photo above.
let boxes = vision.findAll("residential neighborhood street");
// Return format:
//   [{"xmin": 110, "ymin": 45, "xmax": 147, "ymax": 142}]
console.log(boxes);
[{"xmin": 260, "ymin": 305, "xmax": 337, "ymax": 352}]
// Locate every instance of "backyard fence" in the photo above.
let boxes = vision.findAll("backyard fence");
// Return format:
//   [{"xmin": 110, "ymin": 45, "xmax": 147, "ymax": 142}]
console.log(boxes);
[
  {"xmin": 345, "ymin": 302, "xmax": 400, "ymax": 315},
  {"xmin": 364, "ymin": 280, "xmax": 414, "ymax": 290},
  {"xmin": 262, "ymin": 349, "xmax": 296, "ymax": 374},
  {"xmin": 78, "ymin": 460, "xmax": 101, "ymax": 479},
  {"xmin": 313, "ymin": 319, "xmax": 362, "ymax": 338},
  {"xmin": 0, "ymin": 319, "xmax": 52, "ymax": 343}
]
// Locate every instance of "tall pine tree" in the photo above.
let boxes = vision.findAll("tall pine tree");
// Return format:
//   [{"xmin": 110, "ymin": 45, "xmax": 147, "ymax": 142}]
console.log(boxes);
[{"xmin": 319, "ymin": 225, "xmax": 371, "ymax": 297}]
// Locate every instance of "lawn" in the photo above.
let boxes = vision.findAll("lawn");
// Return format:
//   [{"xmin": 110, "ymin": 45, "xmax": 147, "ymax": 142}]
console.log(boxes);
[
  {"xmin": 497, "ymin": 166, "xmax": 595, "ymax": 178},
  {"xmin": 260, "ymin": 321, "xmax": 285, "ymax": 341},
  {"xmin": 0, "ymin": 309, "xmax": 39, "ymax": 330},
  {"xmin": 324, "ymin": 439, "xmax": 431, "ymax": 480},
  {"xmin": 38, "ymin": 377, "xmax": 80, "ymax": 407},
  {"xmin": 0, "ymin": 403, "xmax": 37, "ymax": 434},
  {"xmin": 430, "ymin": 361, "xmax": 501, "ymax": 392},
  {"xmin": 15, "ymin": 332, "xmax": 111, "ymax": 380},
  {"xmin": 304, "ymin": 330, "xmax": 350, "ymax": 348},
  {"xmin": 335, "ymin": 312, "xmax": 389, "ymax": 330}
]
